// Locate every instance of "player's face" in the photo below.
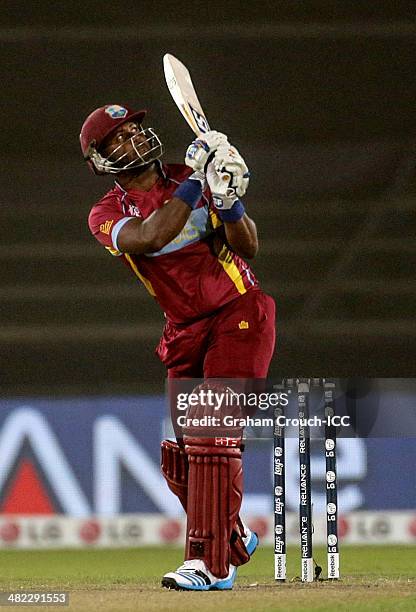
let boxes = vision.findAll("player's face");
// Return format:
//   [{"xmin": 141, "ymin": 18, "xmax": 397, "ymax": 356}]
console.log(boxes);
[
  {"xmin": 94, "ymin": 120, "xmax": 163, "ymax": 174},
  {"xmin": 102, "ymin": 121, "xmax": 151, "ymax": 164}
]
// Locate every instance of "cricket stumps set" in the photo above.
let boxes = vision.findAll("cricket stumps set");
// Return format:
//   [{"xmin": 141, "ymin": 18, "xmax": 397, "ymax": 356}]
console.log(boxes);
[{"xmin": 273, "ymin": 378, "xmax": 340, "ymax": 582}]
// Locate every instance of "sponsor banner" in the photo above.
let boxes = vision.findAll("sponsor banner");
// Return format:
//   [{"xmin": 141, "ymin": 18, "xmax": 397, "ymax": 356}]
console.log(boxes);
[
  {"xmin": 0, "ymin": 512, "xmax": 414, "ymax": 549},
  {"xmin": 0, "ymin": 514, "xmax": 184, "ymax": 549},
  {"xmin": 0, "ymin": 394, "xmax": 415, "ymax": 516}
]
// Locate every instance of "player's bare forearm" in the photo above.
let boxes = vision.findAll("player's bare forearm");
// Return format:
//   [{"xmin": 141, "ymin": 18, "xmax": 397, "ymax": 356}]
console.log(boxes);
[
  {"xmin": 223, "ymin": 214, "xmax": 258, "ymax": 259},
  {"xmin": 117, "ymin": 198, "xmax": 191, "ymax": 254}
]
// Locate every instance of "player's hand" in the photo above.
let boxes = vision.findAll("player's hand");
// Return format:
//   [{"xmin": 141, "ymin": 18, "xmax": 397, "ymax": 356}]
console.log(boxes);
[
  {"xmin": 213, "ymin": 144, "xmax": 250, "ymax": 198},
  {"xmin": 206, "ymin": 145, "xmax": 250, "ymax": 209},
  {"xmin": 185, "ymin": 130, "xmax": 229, "ymax": 172},
  {"xmin": 206, "ymin": 162, "xmax": 239, "ymax": 209}
]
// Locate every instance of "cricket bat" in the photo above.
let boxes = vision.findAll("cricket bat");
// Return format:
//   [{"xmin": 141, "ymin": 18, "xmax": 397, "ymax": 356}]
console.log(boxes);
[
  {"xmin": 163, "ymin": 53, "xmax": 211, "ymax": 136},
  {"xmin": 163, "ymin": 53, "xmax": 230, "ymax": 184}
]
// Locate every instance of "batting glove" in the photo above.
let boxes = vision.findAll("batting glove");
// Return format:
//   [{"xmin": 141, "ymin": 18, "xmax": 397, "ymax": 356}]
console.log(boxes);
[
  {"xmin": 213, "ymin": 143, "xmax": 250, "ymax": 198},
  {"xmin": 185, "ymin": 130, "xmax": 229, "ymax": 172},
  {"xmin": 206, "ymin": 161, "xmax": 245, "ymax": 223}
]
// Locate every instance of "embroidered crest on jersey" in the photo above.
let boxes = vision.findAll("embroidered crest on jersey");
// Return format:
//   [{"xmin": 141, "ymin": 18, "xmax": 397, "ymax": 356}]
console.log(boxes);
[
  {"xmin": 105, "ymin": 105, "xmax": 128, "ymax": 119},
  {"xmin": 100, "ymin": 220, "xmax": 114, "ymax": 235},
  {"xmin": 238, "ymin": 320, "xmax": 249, "ymax": 329}
]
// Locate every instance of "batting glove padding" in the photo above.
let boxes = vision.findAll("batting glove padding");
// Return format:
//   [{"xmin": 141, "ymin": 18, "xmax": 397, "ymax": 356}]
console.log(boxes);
[
  {"xmin": 206, "ymin": 160, "xmax": 246, "ymax": 222},
  {"xmin": 206, "ymin": 145, "xmax": 250, "ymax": 208},
  {"xmin": 185, "ymin": 130, "xmax": 229, "ymax": 172}
]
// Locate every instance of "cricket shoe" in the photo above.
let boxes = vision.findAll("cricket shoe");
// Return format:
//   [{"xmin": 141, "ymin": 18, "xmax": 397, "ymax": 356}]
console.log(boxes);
[
  {"xmin": 242, "ymin": 525, "xmax": 259, "ymax": 556},
  {"xmin": 161, "ymin": 559, "xmax": 237, "ymax": 591},
  {"xmin": 161, "ymin": 527, "xmax": 258, "ymax": 591}
]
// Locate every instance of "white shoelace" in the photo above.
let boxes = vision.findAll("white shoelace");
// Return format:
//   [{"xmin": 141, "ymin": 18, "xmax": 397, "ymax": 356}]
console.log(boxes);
[{"xmin": 177, "ymin": 559, "xmax": 206, "ymax": 573}]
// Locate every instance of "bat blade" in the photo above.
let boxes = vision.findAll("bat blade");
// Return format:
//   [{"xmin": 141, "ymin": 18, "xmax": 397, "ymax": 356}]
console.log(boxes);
[
  {"xmin": 163, "ymin": 53, "xmax": 231, "ymax": 187},
  {"xmin": 163, "ymin": 53, "xmax": 211, "ymax": 136}
]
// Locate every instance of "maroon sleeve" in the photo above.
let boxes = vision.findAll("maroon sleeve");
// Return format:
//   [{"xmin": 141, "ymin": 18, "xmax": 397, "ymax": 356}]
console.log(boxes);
[{"xmin": 88, "ymin": 197, "xmax": 131, "ymax": 251}]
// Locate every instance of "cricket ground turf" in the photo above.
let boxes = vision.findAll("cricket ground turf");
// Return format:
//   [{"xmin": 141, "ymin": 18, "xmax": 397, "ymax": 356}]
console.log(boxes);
[{"xmin": 0, "ymin": 546, "xmax": 414, "ymax": 611}]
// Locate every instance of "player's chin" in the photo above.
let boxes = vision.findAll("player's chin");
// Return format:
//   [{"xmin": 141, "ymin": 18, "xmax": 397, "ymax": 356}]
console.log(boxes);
[{"xmin": 122, "ymin": 161, "xmax": 156, "ymax": 176}]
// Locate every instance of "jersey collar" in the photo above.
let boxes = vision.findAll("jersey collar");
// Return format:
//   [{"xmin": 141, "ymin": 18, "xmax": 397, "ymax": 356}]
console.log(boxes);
[{"xmin": 114, "ymin": 160, "xmax": 167, "ymax": 195}]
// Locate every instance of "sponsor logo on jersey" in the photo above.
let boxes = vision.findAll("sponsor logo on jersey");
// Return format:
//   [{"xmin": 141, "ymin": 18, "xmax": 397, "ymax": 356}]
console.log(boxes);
[
  {"xmin": 128, "ymin": 204, "xmax": 141, "ymax": 217},
  {"xmin": 100, "ymin": 220, "xmax": 114, "ymax": 235},
  {"xmin": 145, "ymin": 206, "xmax": 212, "ymax": 257},
  {"xmin": 105, "ymin": 105, "xmax": 128, "ymax": 119},
  {"xmin": 238, "ymin": 320, "xmax": 249, "ymax": 330}
]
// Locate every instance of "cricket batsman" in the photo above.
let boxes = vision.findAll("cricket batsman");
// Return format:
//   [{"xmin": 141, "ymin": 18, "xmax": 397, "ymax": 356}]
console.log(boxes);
[{"xmin": 80, "ymin": 104, "xmax": 276, "ymax": 590}]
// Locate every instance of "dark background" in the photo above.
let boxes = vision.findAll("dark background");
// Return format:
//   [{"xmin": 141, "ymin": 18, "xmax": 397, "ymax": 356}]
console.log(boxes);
[{"xmin": 1, "ymin": 2, "xmax": 415, "ymax": 394}]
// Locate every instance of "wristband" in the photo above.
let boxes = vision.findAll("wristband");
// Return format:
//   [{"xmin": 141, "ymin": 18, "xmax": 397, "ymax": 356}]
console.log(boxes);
[
  {"xmin": 173, "ymin": 176, "xmax": 203, "ymax": 209},
  {"xmin": 217, "ymin": 199, "xmax": 245, "ymax": 223}
]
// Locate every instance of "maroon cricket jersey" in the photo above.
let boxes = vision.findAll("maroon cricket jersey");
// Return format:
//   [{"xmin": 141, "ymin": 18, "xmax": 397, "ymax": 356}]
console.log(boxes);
[{"xmin": 88, "ymin": 163, "xmax": 259, "ymax": 324}]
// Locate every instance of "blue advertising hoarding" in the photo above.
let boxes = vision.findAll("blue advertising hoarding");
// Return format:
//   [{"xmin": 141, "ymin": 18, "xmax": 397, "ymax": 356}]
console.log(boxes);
[{"xmin": 0, "ymin": 390, "xmax": 414, "ymax": 516}]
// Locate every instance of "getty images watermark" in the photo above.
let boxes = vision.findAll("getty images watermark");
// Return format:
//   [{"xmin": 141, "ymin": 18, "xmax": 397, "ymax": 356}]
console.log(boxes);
[
  {"xmin": 176, "ymin": 387, "xmax": 289, "ymax": 410},
  {"xmin": 174, "ymin": 387, "xmax": 351, "ymax": 430}
]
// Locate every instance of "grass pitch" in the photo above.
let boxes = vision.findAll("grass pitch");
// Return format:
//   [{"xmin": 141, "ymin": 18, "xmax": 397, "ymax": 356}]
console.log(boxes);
[{"xmin": 0, "ymin": 546, "xmax": 414, "ymax": 611}]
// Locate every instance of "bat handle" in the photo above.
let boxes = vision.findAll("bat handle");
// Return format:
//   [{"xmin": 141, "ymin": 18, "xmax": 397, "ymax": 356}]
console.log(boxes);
[{"xmin": 195, "ymin": 129, "xmax": 231, "ymax": 189}]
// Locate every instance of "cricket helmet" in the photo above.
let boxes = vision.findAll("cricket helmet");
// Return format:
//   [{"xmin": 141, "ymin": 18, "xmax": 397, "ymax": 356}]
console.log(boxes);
[{"xmin": 79, "ymin": 104, "xmax": 163, "ymax": 174}]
